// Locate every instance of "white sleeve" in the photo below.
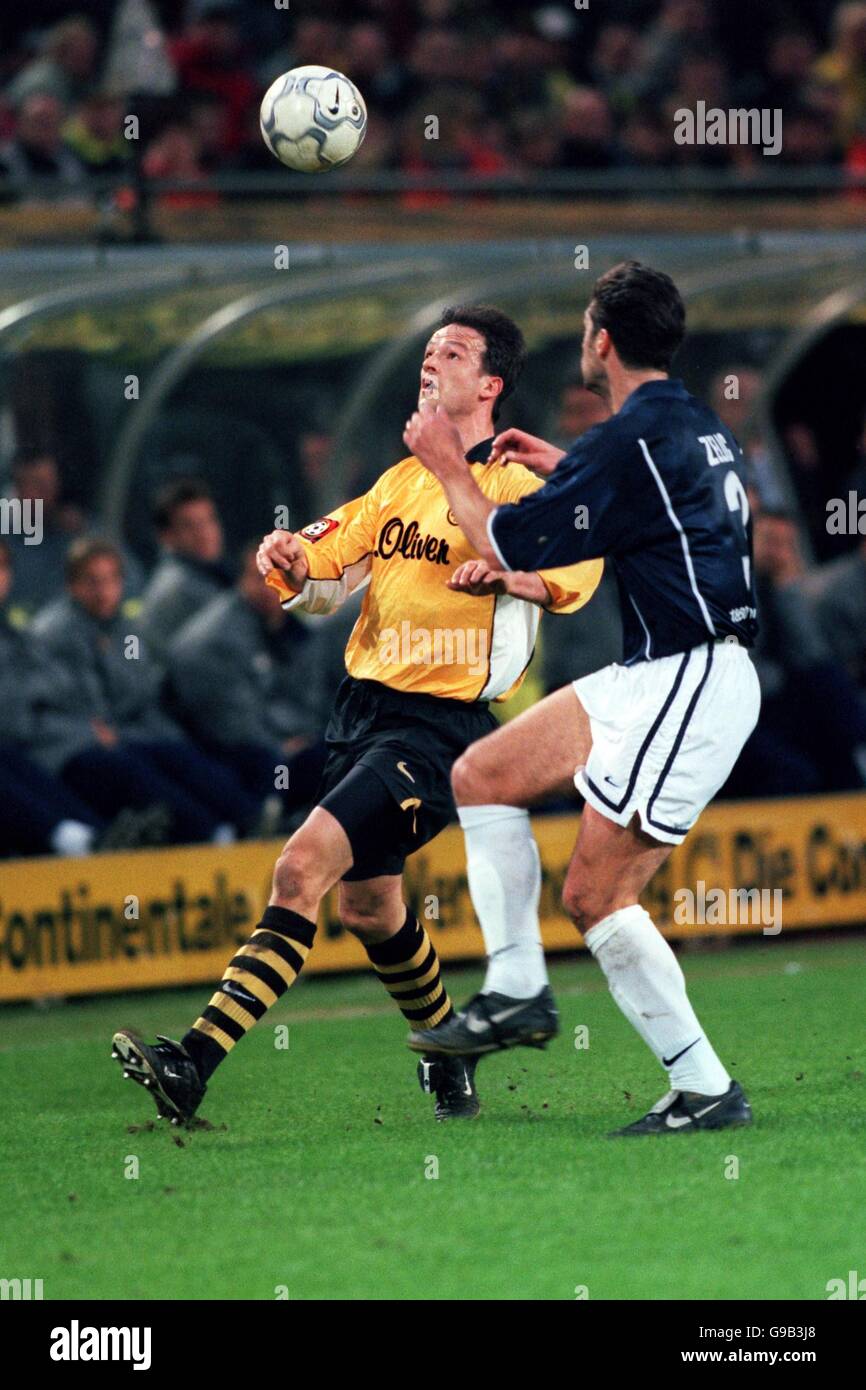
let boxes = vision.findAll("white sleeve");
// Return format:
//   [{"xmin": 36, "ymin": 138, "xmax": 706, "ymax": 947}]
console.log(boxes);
[{"xmin": 278, "ymin": 555, "xmax": 371, "ymax": 616}]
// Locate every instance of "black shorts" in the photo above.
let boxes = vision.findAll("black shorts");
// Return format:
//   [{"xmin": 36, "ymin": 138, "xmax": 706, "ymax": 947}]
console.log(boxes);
[{"xmin": 317, "ymin": 675, "xmax": 498, "ymax": 880}]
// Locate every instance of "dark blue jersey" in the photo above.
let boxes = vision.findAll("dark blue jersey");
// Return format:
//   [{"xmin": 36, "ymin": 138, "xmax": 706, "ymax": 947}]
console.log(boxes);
[{"xmin": 488, "ymin": 378, "xmax": 758, "ymax": 664}]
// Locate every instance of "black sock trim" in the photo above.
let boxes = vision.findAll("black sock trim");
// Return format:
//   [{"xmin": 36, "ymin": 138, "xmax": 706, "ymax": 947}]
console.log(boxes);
[
  {"xmin": 261, "ymin": 905, "xmax": 317, "ymax": 949},
  {"xmin": 182, "ymin": 1030, "xmax": 225, "ymax": 1082},
  {"xmin": 373, "ymin": 942, "xmax": 436, "ymax": 986},
  {"xmin": 246, "ymin": 930, "xmax": 306, "ymax": 977},
  {"xmin": 365, "ymin": 908, "xmax": 422, "ymax": 966}
]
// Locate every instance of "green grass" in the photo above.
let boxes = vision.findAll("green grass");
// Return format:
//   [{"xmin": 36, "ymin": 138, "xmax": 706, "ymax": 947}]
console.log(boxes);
[{"xmin": 2, "ymin": 936, "xmax": 865, "ymax": 1301}]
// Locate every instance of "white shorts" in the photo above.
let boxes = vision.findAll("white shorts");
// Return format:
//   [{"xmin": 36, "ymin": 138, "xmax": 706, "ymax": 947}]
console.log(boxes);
[{"xmin": 572, "ymin": 639, "xmax": 761, "ymax": 845}]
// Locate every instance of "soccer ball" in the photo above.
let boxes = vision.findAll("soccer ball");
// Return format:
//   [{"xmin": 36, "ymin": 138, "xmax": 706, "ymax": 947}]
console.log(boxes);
[{"xmin": 260, "ymin": 66, "xmax": 367, "ymax": 173}]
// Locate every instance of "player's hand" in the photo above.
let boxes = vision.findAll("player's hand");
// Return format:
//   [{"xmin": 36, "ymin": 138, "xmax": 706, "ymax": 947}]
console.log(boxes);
[
  {"xmin": 403, "ymin": 401, "xmax": 465, "ymax": 478},
  {"xmin": 448, "ymin": 560, "xmax": 508, "ymax": 596},
  {"xmin": 489, "ymin": 428, "xmax": 566, "ymax": 477},
  {"xmin": 256, "ymin": 530, "xmax": 309, "ymax": 588}
]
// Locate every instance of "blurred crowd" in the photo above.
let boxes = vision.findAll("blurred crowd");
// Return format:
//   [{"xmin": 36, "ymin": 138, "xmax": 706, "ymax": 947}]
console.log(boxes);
[
  {"xmin": 1, "ymin": 0, "xmax": 865, "ymax": 202},
  {"xmin": 0, "ymin": 467, "xmax": 343, "ymax": 858},
  {"xmin": 4, "ymin": 356, "xmax": 866, "ymax": 859}
]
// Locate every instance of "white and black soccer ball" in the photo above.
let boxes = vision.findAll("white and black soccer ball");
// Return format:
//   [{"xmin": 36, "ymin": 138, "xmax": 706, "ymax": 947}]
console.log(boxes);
[{"xmin": 259, "ymin": 65, "xmax": 367, "ymax": 173}]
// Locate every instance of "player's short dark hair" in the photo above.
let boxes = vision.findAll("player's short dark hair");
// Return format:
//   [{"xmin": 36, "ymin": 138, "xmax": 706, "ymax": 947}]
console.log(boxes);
[
  {"xmin": 153, "ymin": 478, "xmax": 214, "ymax": 533},
  {"xmin": 66, "ymin": 537, "xmax": 124, "ymax": 583},
  {"xmin": 588, "ymin": 261, "xmax": 686, "ymax": 372},
  {"xmin": 437, "ymin": 304, "xmax": 527, "ymax": 419}
]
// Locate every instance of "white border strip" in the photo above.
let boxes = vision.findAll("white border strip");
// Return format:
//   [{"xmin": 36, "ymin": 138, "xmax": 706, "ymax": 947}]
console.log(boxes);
[{"xmin": 638, "ymin": 437, "xmax": 716, "ymax": 638}]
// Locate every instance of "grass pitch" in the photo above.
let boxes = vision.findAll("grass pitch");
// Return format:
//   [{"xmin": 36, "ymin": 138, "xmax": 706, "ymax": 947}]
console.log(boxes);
[{"xmin": 2, "ymin": 935, "xmax": 865, "ymax": 1301}]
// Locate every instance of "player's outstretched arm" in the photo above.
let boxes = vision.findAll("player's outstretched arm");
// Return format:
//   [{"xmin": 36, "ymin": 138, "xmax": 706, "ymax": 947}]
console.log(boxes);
[{"xmin": 489, "ymin": 428, "xmax": 566, "ymax": 477}]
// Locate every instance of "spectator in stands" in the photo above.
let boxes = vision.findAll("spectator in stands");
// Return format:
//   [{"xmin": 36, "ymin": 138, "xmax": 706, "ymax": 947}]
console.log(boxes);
[
  {"xmin": 187, "ymin": 92, "xmax": 231, "ymax": 173},
  {"xmin": 620, "ymin": 104, "xmax": 677, "ymax": 167},
  {"xmin": 32, "ymin": 538, "xmax": 259, "ymax": 845},
  {"xmin": 406, "ymin": 24, "xmax": 468, "ymax": 95},
  {"xmin": 779, "ymin": 102, "xmax": 841, "ymax": 167},
  {"xmin": 801, "ymin": 471, "xmax": 866, "ymax": 689},
  {"xmin": 724, "ymin": 504, "xmax": 866, "ymax": 796},
  {"xmin": 5, "ymin": 15, "xmax": 99, "ymax": 110},
  {"xmin": 260, "ymin": 17, "xmax": 348, "ymax": 89},
  {"xmin": 558, "ymin": 87, "xmax": 622, "ymax": 170},
  {"xmin": 166, "ymin": 541, "xmax": 326, "ymax": 813},
  {"xmin": 486, "ymin": 29, "xmax": 563, "ymax": 117},
  {"xmin": 589, "ymin": 22, "xmax": 642, "ymax": 119},
  {"xmin": 759, "ymin": 27, "xmax": 819, "ymax": 111},
  {"xmin": 0, "ymin": 93, "xmax": 86, "ymax": 200},
  {"xmin": 0, "ymin": 537, "xmax": 105, "ymax": 857},
  {"xmin": 141, "ymin": 121, "xmax": 217, "ymax": 206},
  {"xmin": 3, "ymin": 448, "xmax": 142, "ymax": 619},
  {"xmin": 667, "ymin": 49, "xmax": 738, "ymax": 167},
  {"xmin": 63, "ymin": 91, "xmax": 131, "ymax": 176},
  {"xmin": 813, "ymin": 1, "xmax": 866, "ymax": 148},
  {"xmin": 631, "ymin": 0, "xmax": 715, "ymax": 104},
  {"xmin": 513, "ymin": 110, "xmax": 563, "ymax": 171},
  {"xmin": 346, "ymin": 21, "xmax": 411, "ymax": 119},
  {"xmin": 138, "ymin": 478, "xmax": 233, "ymax": 662},
  {"xmin": 169, "ymin": 0, "xmax": 258, "ymax": 158},
  {"xmin": 708, "ymin": 365, "xmax": 783, "ymax": 508}
]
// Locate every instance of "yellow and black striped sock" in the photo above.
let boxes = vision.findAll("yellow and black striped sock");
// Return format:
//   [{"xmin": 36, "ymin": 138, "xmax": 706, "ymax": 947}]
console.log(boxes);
[
  {"xmin": 365, "ymin": 909, "xmax": 453, "ymax": 1030},
  {"xmin": 182, "ymin": 905, "xmax": 316, "ymax": 1081}
]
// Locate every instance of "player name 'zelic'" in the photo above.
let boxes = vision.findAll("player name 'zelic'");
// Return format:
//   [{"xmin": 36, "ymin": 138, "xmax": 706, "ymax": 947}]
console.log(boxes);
[{"xmin": 376, "ymin": 516, "xmax": 450, "ymax": 564}]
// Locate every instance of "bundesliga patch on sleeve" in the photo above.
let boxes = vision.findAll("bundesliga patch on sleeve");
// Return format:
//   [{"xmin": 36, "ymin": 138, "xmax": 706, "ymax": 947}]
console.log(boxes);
[{"xmin": 300, "ymin": 517, "xmax": 339, "ymax": 542}]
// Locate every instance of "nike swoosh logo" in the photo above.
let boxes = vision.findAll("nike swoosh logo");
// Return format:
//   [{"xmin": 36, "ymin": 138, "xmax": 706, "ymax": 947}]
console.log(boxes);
[
  {"xmin": 603, "ymin": 775, "xmax": 622, "ymax": 787},
  {"xmin": 489, "ymin": 1003, "xmax": 528, "ymax": 1025},
  {"xmin": 662, "ymin": 1037, "xmax": 701, "ymax": 1068},
  {"xmin": 665, "ymin": 1112, "xmax": 693, "ymax": 1129},
  {"xmin": 396, "ymin": 761, "xmax": 415, "ymax": 782},
  {"xmin": 466, "ymin": 1014, "xmax": 489, "ymax": 1033},
  {"xmin": 693, "ymin": 1096, "xmax": 726, "ymax": 1119}
]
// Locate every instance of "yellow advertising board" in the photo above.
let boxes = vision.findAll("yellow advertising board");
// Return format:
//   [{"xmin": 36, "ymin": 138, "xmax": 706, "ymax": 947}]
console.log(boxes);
[{"xmin": 1, "ymin": 793, "xmax": 866, "ymax": 1002}]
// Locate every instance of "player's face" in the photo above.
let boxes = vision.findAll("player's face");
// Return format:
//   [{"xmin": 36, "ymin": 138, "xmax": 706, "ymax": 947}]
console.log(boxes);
[
  {"xmin": 419, "ymin": 326, "xmax": 495, "ymax": 416},
  {"xmin": 579, "ymin": 306, "xmax": 608, "ymax": 397}
]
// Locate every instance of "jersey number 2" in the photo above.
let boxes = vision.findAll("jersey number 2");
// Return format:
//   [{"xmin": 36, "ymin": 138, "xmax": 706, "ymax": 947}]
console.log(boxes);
[{"xmin": 724, "ymin": 470, "xmax": 751, "ymax": 592}]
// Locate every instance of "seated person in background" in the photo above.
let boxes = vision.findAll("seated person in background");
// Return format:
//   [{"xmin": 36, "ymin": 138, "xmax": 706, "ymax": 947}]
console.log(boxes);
[
  {"xmin": 723, "ymin": 505, "xmax": 866, "ymax": 798},
  {"xmin": 800, "ymin": 484, "xmax": 866, "ymax": 689},
  {"xmin": 31, "ymin": 538, "xmax": 260, "ymax": 845},
  {"xmin": 138, "ymin": 478, "xmax": 234, "ymax": 662},
  {"xmin": 167, "ymin": 541, "xmax": 327, "ymax": 814},
  {"xmin": 0, "ymin": 93, "xmax": 86, "ymax": 199},
  {"xmin": 0, "ymin": 538, "xmax": 104, "ymax": 857},
  {"xmin": 2, "ymin": 447, "xmax": 143, "ymax": 620}
]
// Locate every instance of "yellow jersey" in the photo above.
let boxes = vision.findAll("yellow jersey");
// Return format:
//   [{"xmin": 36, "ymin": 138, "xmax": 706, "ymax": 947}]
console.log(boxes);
[{"xmin": 267, "ymin": 439, "xmax": 603, "ymax": 703}]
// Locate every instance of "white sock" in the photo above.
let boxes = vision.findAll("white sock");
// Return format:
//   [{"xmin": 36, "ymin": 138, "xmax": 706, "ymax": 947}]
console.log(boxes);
[
  {"xmin": 585, "ymin": 904, "xmax": 730, "ymax": 1096},
  {"xmin": 457, "ymin": 804, "xmax": 547, "ymax": 999},
  {"xmin": 50, "ymin": 819, "xmax": 96, "ymax": 857}
]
